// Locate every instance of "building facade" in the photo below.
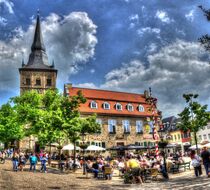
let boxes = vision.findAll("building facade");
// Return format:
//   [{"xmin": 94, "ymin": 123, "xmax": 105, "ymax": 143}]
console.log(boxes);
[
  {"xmin": 18, "ymin": 14, "xmax": 57, "ymax": 150},
  {"xmin": 162, "ymin": 116, "xmax": 191, "ymax": 152},
  {"xmin": 197, "ymin": 121, "xmax": 210, "ymax": 143},
  {"xmin": 64, "ymin": 84, "xmax": 160, "ymax": 149}
]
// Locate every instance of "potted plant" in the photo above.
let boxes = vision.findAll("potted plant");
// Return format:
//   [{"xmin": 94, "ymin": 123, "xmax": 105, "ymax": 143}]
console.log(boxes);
[{"xmin": 79, "ymin": 143, "xmax": 89, "ymax": 150}]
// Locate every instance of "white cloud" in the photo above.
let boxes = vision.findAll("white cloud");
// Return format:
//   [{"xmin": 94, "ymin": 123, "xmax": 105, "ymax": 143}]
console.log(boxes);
[
  {"xmin": 76, "ymin": 82, "xmax": 98, "ymax": 89},
  {"xmin": 0, "ymin": 0, "xmax": 14, "ymax": 14},
  {"xmin": 147, "ymin": 43, "xmax": 158, "ymax": 53},
  {"xmin": 128, "ymin": 14, "xmax": 139, "ymax": 29},
  {"xmin": 0, "ymin": 12, "xmax": 97, "ymax": 94},
  {"xmin": 101, "ymin": 40, "xmax": 210, "ymax": 117},
  {"xmin": 90, "ymin": 69, "xmax": 95, "ymax": 74},
  {"xmin": 137, "ymin": 27, "xmax": 160, "ymax": 36},
  {"xmin": 185, "ymin": 10, "xmax": 195, "ymax": 22},
  {"xmin": 155, "ymin": 10, "xmax": 172, "ymax": 24},
  {"xmin": 0, "ymin": 16, "xmax": 7, "ymax": 26}
]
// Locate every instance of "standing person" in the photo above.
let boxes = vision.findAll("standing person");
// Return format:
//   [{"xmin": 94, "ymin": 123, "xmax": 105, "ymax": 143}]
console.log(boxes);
[
  {"xmin": 19, "ymin": 153, "xmax": 26, "ymax": 171},
  {"xmin": 40, "ymin": 154, "xmax": 48, "ymax": 173},
  {"xmin": 201, "ymin": 146, "xmax": 210, "ymax": 177},
  {"xmin": 12, "ymin": 152, "xmax": 19, "ymax": 172},
  {"xmin": 29, "ymin": 153, "xmax": 38, "ymax": 172},
  {"xmin": 190, "ymin": 150, "xmax": 202, "ymax": 177}
]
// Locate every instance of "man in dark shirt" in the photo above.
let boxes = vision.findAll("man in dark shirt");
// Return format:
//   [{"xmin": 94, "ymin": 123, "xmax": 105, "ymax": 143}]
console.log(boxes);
[
  {"xmin": 91, "ymin": 160, "xmax": 99, "ymax": 178},
  {"xmin": 201, "ymin": 146, "xmax": 210, "ymax": 176}
]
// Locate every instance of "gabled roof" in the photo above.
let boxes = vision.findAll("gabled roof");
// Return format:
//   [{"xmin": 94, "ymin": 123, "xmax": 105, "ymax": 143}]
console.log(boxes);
[{"xmin": 66, "ymin": 86, "xmax": 159, "ymax": 117}]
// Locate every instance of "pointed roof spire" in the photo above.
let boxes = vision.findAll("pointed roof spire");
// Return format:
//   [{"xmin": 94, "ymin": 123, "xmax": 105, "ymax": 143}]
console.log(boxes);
[
  {"xmin": 21, "ymin": 52, "xmax": 25, "ymax": 67},
  {"xmin": 31, "ymin": 10, "xmax": 46, "ymax": 52},
  {"xmin": 51, "ymin": 59, "xmax": 55, "ymax": 68}
]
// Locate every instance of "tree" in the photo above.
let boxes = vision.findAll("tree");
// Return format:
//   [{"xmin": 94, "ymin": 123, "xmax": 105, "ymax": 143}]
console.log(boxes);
[
  {"xmin": 10, "ymin": 89, "xmax": 100, "ymax": 157},
  {"xmin": 178, "ymin": 93, "xmax": 209, "ymax": 152},
  {"xmin": 198, "ymin": 6, "xmax": 210, "ymax": 51},
  {"xmin": 0, "ymin": 103, "xmax": 25, "ymax": 148}
]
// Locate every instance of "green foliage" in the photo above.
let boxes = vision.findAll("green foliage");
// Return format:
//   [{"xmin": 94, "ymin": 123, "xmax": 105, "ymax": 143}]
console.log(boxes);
[
  {"xmin": 1, "ymin": 89, "xmax": 100, "ymax": 148},
  {"xmin": 178, "ymin": 94, "xmax": 209, "ymax": 151},
  {"xmin": 198, "ymin": 6, "xmax": 210, "ymax": 51},
  {"xmin": 178, "ymin": 94, "xmax": 209, "ymax": 133},
  {"xmin": 0, "ymin": 103, "xmax": 25, "ymax": 144}
]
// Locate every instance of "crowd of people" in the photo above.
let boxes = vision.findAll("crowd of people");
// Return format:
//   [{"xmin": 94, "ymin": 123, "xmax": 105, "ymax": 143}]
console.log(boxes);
[{"xmin": 0, "ymin": 147, "xmax": 209, "ymax": 183}]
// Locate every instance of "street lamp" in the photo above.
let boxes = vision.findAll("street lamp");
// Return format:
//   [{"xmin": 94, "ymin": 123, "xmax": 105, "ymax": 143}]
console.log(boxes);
[
  {"xmin": 79, "ymin": 132, "xmax": 88, "ymax": 175},
  {"xmin": 158, "ymin": 128, "xmax": 171, "ymax": 180}
]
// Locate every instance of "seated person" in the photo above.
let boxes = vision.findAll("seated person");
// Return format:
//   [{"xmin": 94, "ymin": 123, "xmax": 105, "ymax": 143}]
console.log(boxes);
[
  {"xmin": 102, "ymin": 161, "xmax": 113, "ymax": 180},
  {"xmin": 92, "ymin": 160, "xmax": 99, "ymax": 178},
  {"xmin": 85, "ymin": 160, "xmax": 93, "ymax": 173}
]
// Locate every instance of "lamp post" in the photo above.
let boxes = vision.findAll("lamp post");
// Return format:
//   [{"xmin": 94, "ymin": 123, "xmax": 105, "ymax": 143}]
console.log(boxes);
[
  {"xmin": 158, "ymin": 128, "xmax": 171, "ymax": 180},
  {"xmin": 80, "ymin": 132, "xmax": 88, "ymax": 175}
]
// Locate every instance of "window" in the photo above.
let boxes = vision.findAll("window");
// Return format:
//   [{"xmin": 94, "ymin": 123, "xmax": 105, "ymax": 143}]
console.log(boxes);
[
  {"xmin": 122, "ymin": 120, "xmax": 130, "ymax": 134},
  {"xmin": 90, "ymin": 101, "xmax": 97, "ymax": 109},
  {"xmin": 208, "ymin": 134, "xmax": 210, "ymax": 140},
  {"xmin": 174, "ymin": 135, "xmax": 177, "ymax": 140},
  {"xmin": 184, "ymin": 132, "xmax": 188, "ymax": 138},
  {"xmin": 108, "ymin": 119, "xmax": 116, "ymax": 134},
  {"xmin": 136, "ymin": 120, "xmax": 143, "ymax": 134},
  {"xmin": 103, "ymin": 102, "xmax": 110, "ymax": 110},
  {"xmin": 171, "ymin": 135, "xmax": 173, "ymax": 141},
  {"xmin": 26, "ymin": 78, "xmax": 31, "ymax": 85},
  {"xmin": 36, "ymin": 79, "xmax": 41, "ymax": 86},
  {"xmin": 102, "ymin": 142, "xmax": 106, "ymax": 148},
  {"xmin": 96, "ymin": 119, "xmax": 102, "ymax": 134},
  {"xmin": 178, "ymin": 134, "xmax": 181, "ymax": 140},
  {"xmin": 207, "ymin": 125, "xmax": 210, "ymax": 129},
  {"xmin": 138, "ymin": 105, "xmax": 144, "ymax": 112},
  {"xmin": 115, "ymin": 103, "xmax": 122, "ymax": 111},
  {"xmin": 198, "ymin": 135, "xmax": 202, "ymax": 141},
  {"xmin": 203, "ymin": 134, "xmax": 207, "ymax": 140},
  {"xmin": 46, "ymin": 79, "xmax": 52, "ymax": 86},
  {"xmin": 127, "ymin": 104, "xmax": 133, "ymax": 111}
]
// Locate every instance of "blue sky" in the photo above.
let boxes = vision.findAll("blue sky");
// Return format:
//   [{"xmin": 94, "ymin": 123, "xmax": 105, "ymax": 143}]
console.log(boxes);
[{"xmin": 1, "ymin": 0, "xmax": 210, "ymax": 116}]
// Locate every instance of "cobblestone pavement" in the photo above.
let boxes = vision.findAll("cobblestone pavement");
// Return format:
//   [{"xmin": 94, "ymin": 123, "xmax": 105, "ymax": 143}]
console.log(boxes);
[{"xmin": 0, "ymin": 160, "xmax": 209, "ymax": 190}]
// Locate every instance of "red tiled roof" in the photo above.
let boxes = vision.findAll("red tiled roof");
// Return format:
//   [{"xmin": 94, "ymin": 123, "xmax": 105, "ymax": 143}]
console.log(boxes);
[{"xmin": 68, "ymin": 87, "xmax": 159, "ymax": 117}]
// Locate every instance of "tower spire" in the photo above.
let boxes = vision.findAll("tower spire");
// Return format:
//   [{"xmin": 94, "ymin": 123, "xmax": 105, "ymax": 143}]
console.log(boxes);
[{"xmin": 31, "ymin": 10, "xmax": 45, "ymax": 52}]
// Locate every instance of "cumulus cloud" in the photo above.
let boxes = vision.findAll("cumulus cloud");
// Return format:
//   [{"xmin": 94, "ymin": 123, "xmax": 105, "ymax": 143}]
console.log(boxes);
[
  {"xmin": 101, "ymin": 40, "xmax": 210, "ymax": 116},
  {"xmin": 0, "ymin": 0, "xmax": 14, "ymax": 14},
  {"xmin": 75, "ymin": 82, "xmax": 98, "ymax": 89},
  {"xmin": 0, "ymin": 12, "xmax": 97, "ymax": 95},
  {"xmin": 128, "ymin": 14, "xmax": 139, "ymax": 28},
  {"xmin": 0, "ymin": 16, "xmax": 7, "ymax": 26},
  {"xmin": 185, "ymin": 10, "xmax": 195, "ymax": 22},
  {"xmin": 137, "ymin": 27, "xmax": 160, "ymax": 36},
  {"xmin": 155, "ymin": 10, "xmax": 173, "ymax": 24}
]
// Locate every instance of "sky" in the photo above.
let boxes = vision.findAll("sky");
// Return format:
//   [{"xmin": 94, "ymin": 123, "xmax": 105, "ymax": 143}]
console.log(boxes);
[{"xmin": 1, "ymin": 0, "xmax": 210, "ymax": 117}]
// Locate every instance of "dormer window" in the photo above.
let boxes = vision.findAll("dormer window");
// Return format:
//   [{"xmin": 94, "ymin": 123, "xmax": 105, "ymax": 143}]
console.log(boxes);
[
  {"xmin": 115, "ymin": 103, "xmax": 122, "ymax": 111},
  {"xmin": 90, "ymin": 101, "xmax": 97, "ymax": 109},
  {"xmin": 127, "ymin": 104, "xmax": 133, "ymax": 112},
  {"xmin": 103, "ymin": 102, "xmax": 110, "ymax": 110},
  {"xmin": 138, "ymin": 105, "xmax": 144, "ymax": 112}
]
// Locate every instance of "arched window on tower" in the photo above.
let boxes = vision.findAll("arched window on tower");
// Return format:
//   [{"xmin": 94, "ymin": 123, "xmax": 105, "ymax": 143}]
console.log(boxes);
[{"xmin": 36, "ymin": 78, "xmax": 41, "ymax": 86}]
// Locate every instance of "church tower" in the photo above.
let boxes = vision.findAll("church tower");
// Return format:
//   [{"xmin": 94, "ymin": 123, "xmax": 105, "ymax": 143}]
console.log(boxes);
[{"xmin": 19, "ymin": 13, "xmax": 57, "ymax": 94}]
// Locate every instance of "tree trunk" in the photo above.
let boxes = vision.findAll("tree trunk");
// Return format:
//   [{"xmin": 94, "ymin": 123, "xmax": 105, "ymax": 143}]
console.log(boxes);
[
  {"xmin": 48, "ymin": 143, "xmax": 52, "ymax": 165},
  {"xmin": 73, "ymin": 141, "xmax": 76, "ymax": 172},
  {"xmin": 194, "ymin": 131, "xmax": 198, "ymax": 153}
]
